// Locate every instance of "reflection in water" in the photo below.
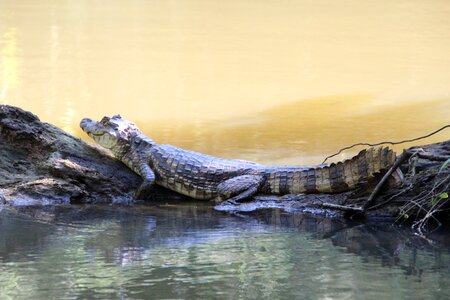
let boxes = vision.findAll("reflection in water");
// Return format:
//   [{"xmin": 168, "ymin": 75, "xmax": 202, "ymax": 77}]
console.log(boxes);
[{"xmin": 1, "ymin": 204, "xmax": 450, "ymax": 299}]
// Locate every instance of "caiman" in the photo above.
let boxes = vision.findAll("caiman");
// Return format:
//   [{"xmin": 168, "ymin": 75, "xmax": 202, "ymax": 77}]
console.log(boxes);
[{"xmin": 80, "ymin": 115, "xmax": 402, "ymax": 202}]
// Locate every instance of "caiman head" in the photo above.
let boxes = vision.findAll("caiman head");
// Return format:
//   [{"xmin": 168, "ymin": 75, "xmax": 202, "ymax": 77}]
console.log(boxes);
[{"xmin": 80, "ymin": 115, "xmax": 140, "ymax": 156}]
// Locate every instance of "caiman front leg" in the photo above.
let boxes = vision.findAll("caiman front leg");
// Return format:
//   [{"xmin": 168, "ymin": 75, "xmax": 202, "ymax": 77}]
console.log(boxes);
[
  {"xmin": 216, "ymin": 175, "xmax": 264, "ymax": 204},
  {"xmin": 133, "ymin": 159, "xmax": 155, "ymax": 200},
  {"xmin": 125, "ymin": 144, "xmax": 156, "ymax": 200}
]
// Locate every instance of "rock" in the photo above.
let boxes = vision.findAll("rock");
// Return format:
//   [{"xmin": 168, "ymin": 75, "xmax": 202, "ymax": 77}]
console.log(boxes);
[{"xmin": 0, "ymin": 105, "xmax": 145, "ymax": 205}]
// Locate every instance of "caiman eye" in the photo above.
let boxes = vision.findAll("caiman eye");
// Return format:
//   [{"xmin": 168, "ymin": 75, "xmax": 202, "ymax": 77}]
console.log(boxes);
[
  {"xmin": 100, "ymin": 116, "xmax": 110, "ymax": 125},
  {"xmin": 112, "ymin": 114, "xmax": 122, "ymax": 119}
]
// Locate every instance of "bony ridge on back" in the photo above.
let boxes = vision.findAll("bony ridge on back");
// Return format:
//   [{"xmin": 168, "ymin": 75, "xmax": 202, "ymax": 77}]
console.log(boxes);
[{"xmin": 80, "ymin": 115, "xmax": 403, "ymax": 203}]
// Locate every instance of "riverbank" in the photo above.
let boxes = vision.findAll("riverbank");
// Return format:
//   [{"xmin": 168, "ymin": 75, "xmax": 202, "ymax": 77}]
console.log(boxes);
[{"xmin": 1, "ymin": 105, "xmax": 448, "ymax": 232}]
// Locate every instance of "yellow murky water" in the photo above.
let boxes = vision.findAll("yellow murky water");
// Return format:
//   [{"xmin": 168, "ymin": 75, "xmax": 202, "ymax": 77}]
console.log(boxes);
[{"xmin": 1, "ymin": 0, "xmax": 449, "ymax": 164}]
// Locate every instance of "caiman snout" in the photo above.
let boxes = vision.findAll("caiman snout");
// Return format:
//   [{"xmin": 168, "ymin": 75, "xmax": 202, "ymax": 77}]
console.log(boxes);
[{"xmin": 80, "ymin": 118, "xmax": 94, "ymax": 131}]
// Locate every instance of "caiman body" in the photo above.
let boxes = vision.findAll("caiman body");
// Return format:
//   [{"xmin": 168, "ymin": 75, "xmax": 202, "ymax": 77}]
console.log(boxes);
[{"xmin": 80, "ymin": 115, "xmax": 400, "ymax": 202}]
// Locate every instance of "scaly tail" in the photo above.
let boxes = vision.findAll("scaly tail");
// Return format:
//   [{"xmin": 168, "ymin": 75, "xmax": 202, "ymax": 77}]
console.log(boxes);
[{"xmin": 298, "ymin": 147, "xmax": 401, "ymax": 193}]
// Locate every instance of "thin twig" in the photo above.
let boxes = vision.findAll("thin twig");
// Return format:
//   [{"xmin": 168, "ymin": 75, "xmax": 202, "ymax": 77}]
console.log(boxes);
[
  {"xmin": 395, "ymin": 191, "xmax": 430, "ymax": 224},
  {"xmin": 310, "ymin": 194, "xmax": 364, "ymax": 212},
  {"xmin": 322, "ymin": 124, "xmax": 450, "ymax": 164},
  {"xmin": 407, "ymin": 199, "xmax": 430, "ymax": 215},
  {"xmin": 366, "ymin": 184, "xmax": 412, "ymax": 211}
]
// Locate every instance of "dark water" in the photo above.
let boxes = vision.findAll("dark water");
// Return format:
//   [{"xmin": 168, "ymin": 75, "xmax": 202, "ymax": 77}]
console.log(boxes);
[{"xmin": 1, "ymin": 203, "xmax": 450, "ymax": 299}]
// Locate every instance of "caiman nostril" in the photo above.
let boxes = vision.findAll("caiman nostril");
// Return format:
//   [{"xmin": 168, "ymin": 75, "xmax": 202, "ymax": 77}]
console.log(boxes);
[{"xmin": 80, "ymin": 118, "xmax": 93, "ymax": 130}]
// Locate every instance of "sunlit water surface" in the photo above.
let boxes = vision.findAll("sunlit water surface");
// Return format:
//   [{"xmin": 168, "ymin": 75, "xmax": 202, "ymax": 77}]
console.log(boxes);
[
  {"xmin": 1, "ymin": 1, "xmax": 450, "ymax": 298},
  {"xmin": 1, "ymin": 204, "xmax": 450, "ymax": 299},
  {"xmin": 1, "ymin": 0, "xmax": 449, "ymax": 165}
]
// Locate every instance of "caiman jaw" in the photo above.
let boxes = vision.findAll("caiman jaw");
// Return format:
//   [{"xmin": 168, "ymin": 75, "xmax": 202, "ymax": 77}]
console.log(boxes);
[
  {"xmin": 80, "ymin": 117, "xmax": 119, "ymax": 149},
  {"xmin": 80, "ymin": 118, "xmax": 101, "ymax": 136}
]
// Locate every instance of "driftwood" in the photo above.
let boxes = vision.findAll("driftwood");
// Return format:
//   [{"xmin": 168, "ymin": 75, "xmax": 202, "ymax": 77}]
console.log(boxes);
[{"xmin": 1, "ymin": 105, "xmax": 449, "ymax": 232}]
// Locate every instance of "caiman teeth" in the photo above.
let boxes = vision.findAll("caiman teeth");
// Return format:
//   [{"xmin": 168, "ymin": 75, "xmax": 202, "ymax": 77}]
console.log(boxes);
[{"xmin": 90, "ymin": 132, "xmax": 105, "ymax": 137}]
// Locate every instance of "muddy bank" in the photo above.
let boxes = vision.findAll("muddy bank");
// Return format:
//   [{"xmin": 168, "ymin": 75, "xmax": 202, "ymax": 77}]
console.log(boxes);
[{"xmin": 1, "ymin": 105, "xmax": 449, "ymax": 230}]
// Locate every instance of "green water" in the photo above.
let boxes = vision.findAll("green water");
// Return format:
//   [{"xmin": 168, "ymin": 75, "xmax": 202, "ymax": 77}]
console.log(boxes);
[{"xmin": 1, "ymin": 203, "xmax": 449, "ymax": 299}]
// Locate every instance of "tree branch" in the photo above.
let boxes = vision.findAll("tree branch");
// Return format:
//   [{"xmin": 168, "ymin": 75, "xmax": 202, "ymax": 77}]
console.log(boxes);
[{"xmin": 322, "ymin": 124, "xmax": 450, "ymax": 164}]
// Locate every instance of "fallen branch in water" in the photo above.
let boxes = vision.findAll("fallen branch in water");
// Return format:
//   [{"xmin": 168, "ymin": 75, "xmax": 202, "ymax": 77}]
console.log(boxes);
[{"xmin": 318, "ymin": 202, "xmax": 363, "ymax": 213}]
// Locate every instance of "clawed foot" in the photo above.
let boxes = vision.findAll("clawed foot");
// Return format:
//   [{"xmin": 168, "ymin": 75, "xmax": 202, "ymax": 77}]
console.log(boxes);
[
  {"xmin": 134, "ymin": 181, "xmax": 154, "ymax": 200},
  {"xmin": 214, "ymin": 196, "xmax": 237, "ymax": 205},
  {"xmin": 224, "ymin": 199, "xmax": 238, "ymax": 205}
]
